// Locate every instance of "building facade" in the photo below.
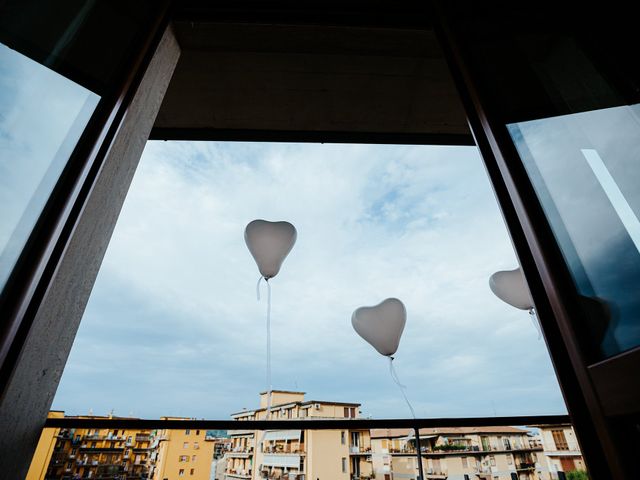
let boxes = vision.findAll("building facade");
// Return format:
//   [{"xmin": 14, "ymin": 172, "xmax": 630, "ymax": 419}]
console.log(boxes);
[
  {"xmin": 536, "ymin": 425, "xmax": 586, "ymax": 479},
  {"xmin": 370, "ymin": 427, "xmax": 543, "ymax": 480},
  {"xmin": 26, "ymin": 413, "xmax": 215, "ymax": 480},
  {"xmin": 26, "ymin": 412, "xmax": 154, "ymax": 480},
  {"xmin": 147, "ymin": 418, "xmax": 215, "ymax": 480},
  {"xmin": 224, "ymin": 391, "xmax": 372, "ymax": 480}
]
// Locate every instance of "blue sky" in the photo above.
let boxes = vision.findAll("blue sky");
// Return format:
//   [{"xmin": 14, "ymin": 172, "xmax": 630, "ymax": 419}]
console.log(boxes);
[{"xmin": 52, "ymin": 141, "xmax": 566, "ymax": 419}]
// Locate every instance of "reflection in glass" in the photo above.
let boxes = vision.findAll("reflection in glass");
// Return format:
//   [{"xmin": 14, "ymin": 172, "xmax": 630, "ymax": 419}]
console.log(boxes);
[
  {"xmin": 508, "ymin": 104, "xmax": 640, "ymax": 358},
  {"xmin": 0, "ymin": 42, "xmax": 99, "ymax": 290}
]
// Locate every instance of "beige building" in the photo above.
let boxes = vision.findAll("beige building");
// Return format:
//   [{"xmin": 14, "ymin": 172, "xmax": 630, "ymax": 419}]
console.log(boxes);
[
  {"xmin": 536, "ymin": 424, "xmax": 586, "ymax": 479},
  {"xmin": 225, "ymin": 390, "xmax": 372, "ymax": 480},
  {"xmin": 370, "ymin": 426, "xmax": 543, "ymax": 480},
  {"xmin": 149, "ymin": 417, "xmax": 216, "ymax": 480}
]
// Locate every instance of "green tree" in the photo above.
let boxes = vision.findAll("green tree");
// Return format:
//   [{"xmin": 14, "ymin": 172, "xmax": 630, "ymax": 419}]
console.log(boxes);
[{"xmin": 566, "ymin": 470, "xmax": 589, "ymax": 480}]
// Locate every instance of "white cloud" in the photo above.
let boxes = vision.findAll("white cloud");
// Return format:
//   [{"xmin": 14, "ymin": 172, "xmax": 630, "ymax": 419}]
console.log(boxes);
[{"xmin": 53, "ymin": 141, "xmax": 565, "ymax": 419}]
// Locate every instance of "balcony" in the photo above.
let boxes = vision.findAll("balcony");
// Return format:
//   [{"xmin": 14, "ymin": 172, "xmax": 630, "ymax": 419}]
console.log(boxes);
[
  {"xmin": 79, "ymin": 446, "xmax": 124, "ymax": 453},
  {"xmin": 425, "ymin": 472, "xmax": 447, "ymax": 480},
  {"xmin": 262, "ymin": 453, "xmax": 302, "ymax": 468},
  {"xmin": 259, "ymin": 473, "xmax": 304, "ymax": 480},
  {"xmin": 349, "ymin": 446, "xmax": 372, "ymax": 455},
  {"xmin": 389, "ymin": 447, "xmax": 416, "ymax": 454},
  {"xmin": 516, "ymin": 462, "xmax": 536, "ymax": 470},
  {"xmin": 226, "ymin": 469, "xmax": 253, "ymax": 479},
  {"xmin": 263, "ymin": 444, "xmax": 305, "ymax": 455},
  {"xmin": 226, "ymin": 451, "xmax": 253, "ymax": 458}
]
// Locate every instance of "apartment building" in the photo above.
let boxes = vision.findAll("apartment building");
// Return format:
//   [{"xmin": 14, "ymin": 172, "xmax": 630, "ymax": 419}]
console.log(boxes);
[
  {"xmin": 148, "ymin": 418, "xmax": 215, "ymax": 480},
  {"xmin": 26, "ymin": 412, "xmax": 153, "ymax": 480},
  {"xmin": 224, "ymin": 391, "xmax": 372, "ymax": 480},
  {"xmin": 536, "ymin": 424, "xmax": 586, "ymax": 479},
  {"xmin": 370, "ymin": 426, "xmax": 543, "ymax": 480},
  {"xmin": 26, "ymin": 412, "xmax": 216, "ymax": 480}
]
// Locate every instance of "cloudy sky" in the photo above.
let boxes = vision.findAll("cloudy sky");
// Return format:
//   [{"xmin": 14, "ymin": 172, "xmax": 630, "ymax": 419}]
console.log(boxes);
[{"xmin": 53, "ymin": 141, "xmax": 566, "ymax": 420}]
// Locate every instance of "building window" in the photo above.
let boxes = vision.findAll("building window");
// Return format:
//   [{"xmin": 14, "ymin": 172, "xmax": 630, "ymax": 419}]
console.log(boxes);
[
  {"xmin": 341, "ymin": 432, "xmax": 346, "ymax": 445},
  {"xmin": 179, "ymin": 455, "xmax": 188, "ymax": 462},
  {"xmin": 490, "ymin": 455, "xmax": 496, "ymax": 466},
  {"xmin": 194, "ymin": 442, "xmax": 199, "ymax": 449},
  {"xmin": 341, "ymin": 457, "xmax": 347, "ymax": 473},
  {"xmin": 183, "ymin": 442, "xmax": 189, "ymax": 448},
  {"xmin": 552, "ymin": 430, "xmax": 569, "ymax": 450},
  {"xmin": 179, "ymin": 469, "xmax": 185, "ymax": 477},
  {"xmin": 503, "ymin": 438, "xmax": 511, "ymax": 450},
  {"xmin": 196, "ymin": 430, "xmax": 200, "ymax": 435},
  {"xmin": 481, "ymin": 436, "xmax": 490, "ymax": 451},
  {"xmin": 344, "ymin": 407, "xmax": 356, "ymax": 418},
  {"xmin": 461, "ymin": 457, "xmax": 468, "ymax": 468},
  {"xmin": 185, "ymin": 429, "xmax": 190, "ymax": 435},
  {"xmin": 507, "ymin": 455, "xmax": 513, "ymax": 465},
  {"xmin": 190, "ymin": 469, "xmax": 195, "ymax": 475}
]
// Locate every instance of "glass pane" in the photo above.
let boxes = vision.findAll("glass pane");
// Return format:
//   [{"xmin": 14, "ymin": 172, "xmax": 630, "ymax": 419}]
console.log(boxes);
[
  {"xmin": 508, "ymin": 104, "xmax": 640, "ymax": 358},
  {"xmin": 0, "ymin": 42, "xmax": 99, "ymax": 290},
  {"xmin": 0, "ymin": 0, "xmax": 161, "ymax": 95},
  {"xmin": 447, "ymin": 5, "xmax": 640, "ymax": 360}
]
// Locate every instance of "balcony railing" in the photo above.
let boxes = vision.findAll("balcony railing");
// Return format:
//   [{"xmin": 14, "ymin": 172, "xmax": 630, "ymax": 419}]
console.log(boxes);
[
  {"xmin": 263, "ymin": 444, "xmax": 305, "ymax": 454},
  {"xmin": 349, "ymin": 446, "xmax": 372, "ymax": 454},
  {"xmin": 259, "ymin": 474, "xmax": 304, "ymax": 480}
]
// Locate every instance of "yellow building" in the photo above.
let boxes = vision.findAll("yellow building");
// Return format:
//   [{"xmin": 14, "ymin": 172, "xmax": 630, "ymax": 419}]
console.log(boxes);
[
  {"xmin": 371, "ymin": 426, "xmax": 544, "ymax": 480},
  {"xmin": 26, "ymin": 412, "xmax": 214, "ymax": 480},
  {"xmin": 26, "ymin": 411, "xmax": 65, "ymax": 480},
  {"xmin": 225, "ymin": 391, "xmax": 372, "ymax": 480},
  {"xmin": 26, "ymin": 412, "xmax": 153, "ymax": 480},
  {"xmin": 149, "ymin": 418, "xmax": 215, "ymax": 480}
]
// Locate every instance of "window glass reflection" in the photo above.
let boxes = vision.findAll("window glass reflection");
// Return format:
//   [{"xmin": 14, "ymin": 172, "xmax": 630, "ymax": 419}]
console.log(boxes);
[
  {"xmin": 508, "ymin": 104, "xmax": 640, "ymax": 358},
  {"xmin": 0, "ymin": 42, "xmax": 99, "ymax": 289}
]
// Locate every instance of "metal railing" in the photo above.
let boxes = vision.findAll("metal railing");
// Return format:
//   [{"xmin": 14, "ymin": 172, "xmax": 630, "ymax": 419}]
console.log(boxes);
[{"xmin": 45, "ymin": 414, "xmax": 569, "ymax": 431}]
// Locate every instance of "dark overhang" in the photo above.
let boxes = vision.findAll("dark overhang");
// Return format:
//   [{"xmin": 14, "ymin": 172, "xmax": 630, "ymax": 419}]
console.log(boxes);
[{"xmin": 151, "ymin": 1, "xmax": 472, "ymax": 145}]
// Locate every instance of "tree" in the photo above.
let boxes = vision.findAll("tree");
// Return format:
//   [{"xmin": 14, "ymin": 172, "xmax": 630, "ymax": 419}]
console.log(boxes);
[{"xmin": 566, "ymin": 470, "xmax": 589, "ymax": 480}]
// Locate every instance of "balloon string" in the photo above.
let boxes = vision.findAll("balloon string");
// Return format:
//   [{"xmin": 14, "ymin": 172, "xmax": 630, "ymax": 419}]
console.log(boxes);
[
  {"xmin": 389, "ymin": 356, "xmax": 416, "ymax": 419},
  {"xmin": 257, "ymin": 276, "xmax": 273, "ymax": 445},
  {"xmin": 529, "ymin": 308, "xmax": 542, "ymax": 340}
]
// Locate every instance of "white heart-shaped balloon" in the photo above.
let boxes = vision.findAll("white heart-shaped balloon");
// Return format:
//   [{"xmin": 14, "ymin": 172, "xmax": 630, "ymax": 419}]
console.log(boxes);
[
  {"xmin": 489, "ymin": 267, "xmax": 533, "ymax": 310},
  {"xmin": 245, "ymin": 220, "xmax": 297, "ymax": 279},
  {"xmin": 352, "ymin": 298, "xmax": 406, "ymax": 357}
]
